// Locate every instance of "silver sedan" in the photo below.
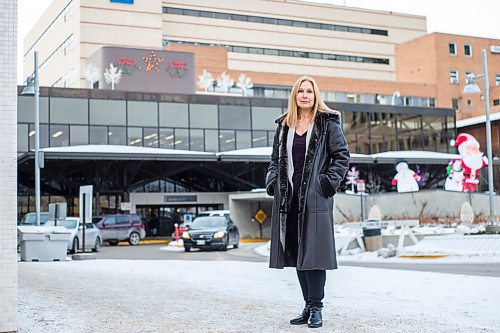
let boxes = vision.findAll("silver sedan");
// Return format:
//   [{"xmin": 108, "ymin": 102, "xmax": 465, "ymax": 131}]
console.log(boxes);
[{"xmin": 45, "ymin": 218, "xmax": 102, "ymax": 254}]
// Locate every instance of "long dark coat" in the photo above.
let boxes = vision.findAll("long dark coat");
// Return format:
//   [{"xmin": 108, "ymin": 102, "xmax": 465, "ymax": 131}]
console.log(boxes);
[{"xmin": 266, "ymin": 110, "xmax": 350, "ymax": 270}]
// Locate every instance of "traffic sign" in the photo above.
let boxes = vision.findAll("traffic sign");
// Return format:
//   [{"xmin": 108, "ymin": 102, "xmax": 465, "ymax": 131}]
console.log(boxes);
[{"xmin": 254, "ymin": 209, "xmax": 268, "ymax": 224}]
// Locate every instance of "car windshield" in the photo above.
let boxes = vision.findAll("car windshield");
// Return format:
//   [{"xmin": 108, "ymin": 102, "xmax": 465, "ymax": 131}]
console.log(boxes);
[
  {"xmin": 20, "ymin": 213, "xmax": 50, "ymax": 225},
  {"xmin": 190, "ymin": 217, "xmax": 227, "ymax": 229},
  {"xmin": 44, "ymin": 219, "xmax": 78, "ymax": 229}
]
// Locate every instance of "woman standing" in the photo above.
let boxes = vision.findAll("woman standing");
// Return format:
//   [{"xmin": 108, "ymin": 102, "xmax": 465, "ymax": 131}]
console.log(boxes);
[{"xmin": 266, "ymin": 76, "xmax": 350, "ymax": 328}]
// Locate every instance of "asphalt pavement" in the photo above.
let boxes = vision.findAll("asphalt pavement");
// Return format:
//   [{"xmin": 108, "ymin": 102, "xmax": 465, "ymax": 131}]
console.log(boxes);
[
  {"xmin": 94, "ymin": 242, "xmax": 500, "ymax": 277},
  {"xmin": 95, "ymin": 241, "xmax": 268, "ymax": 262}
]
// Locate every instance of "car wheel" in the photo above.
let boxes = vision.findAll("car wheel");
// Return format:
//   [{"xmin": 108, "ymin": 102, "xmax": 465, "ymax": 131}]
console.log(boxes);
[
  {"xmin": 233, "ymin": 241, "xmax": 239, "ymax": 249},
  {"xmin": 70, "ymin": 238, "xmax": 78, "ymax": 254},
  {"xmin": 108, "ymin": 240, "xmax": 119, "ymax": 246},
  {"xmin": 184, "ymin": 246, "xmax": 191, "ymax": 252},
  {"xmin": 129, "ymin": 232, "xmax": 140, "ymax": 246},
  {"xmin": 92, "ymin": 237, "xmax": 101, "ymax": 252}
]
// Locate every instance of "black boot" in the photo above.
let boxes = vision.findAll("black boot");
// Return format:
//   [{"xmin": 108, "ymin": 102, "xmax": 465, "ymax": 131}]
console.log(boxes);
[
  {"xmin": 307, "ymin": 306, "xmax": 322, "ymax": 328},
  {"xmin": 290, "ymin": 304, "xmax": 310, "ymax": 325}
]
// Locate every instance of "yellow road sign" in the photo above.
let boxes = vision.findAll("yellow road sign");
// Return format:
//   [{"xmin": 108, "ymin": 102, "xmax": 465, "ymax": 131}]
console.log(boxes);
[{"xmin": 254, "ymin": 209, "xmax": 268, "ymax": 224}]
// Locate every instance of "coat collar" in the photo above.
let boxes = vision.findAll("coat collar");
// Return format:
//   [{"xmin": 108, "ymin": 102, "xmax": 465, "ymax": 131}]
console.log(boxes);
[{"xmin": 275, "ymin": 109, "xmax": 341, "ymax": 125}]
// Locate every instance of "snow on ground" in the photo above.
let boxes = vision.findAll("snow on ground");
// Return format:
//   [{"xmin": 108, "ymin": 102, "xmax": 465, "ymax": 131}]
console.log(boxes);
[
  {"xmin": 18, "ymin": 258, "xmax": 500, "ymax": 333},
  {"xmin": 253, "ymin": 239, "xmax": 500, "ymax": 264}
]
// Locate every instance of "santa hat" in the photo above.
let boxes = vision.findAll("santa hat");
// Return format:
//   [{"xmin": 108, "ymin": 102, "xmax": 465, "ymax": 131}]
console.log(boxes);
[{"xmin": 450, "ymin": 133, "xmax": 477, "ymax": 148}]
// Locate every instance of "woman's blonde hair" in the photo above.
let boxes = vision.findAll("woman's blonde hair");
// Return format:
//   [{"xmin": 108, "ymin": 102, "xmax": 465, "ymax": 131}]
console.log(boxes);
[{"xmin": 282, "ymin": 75, "xmax": 332, "ymax": 127}]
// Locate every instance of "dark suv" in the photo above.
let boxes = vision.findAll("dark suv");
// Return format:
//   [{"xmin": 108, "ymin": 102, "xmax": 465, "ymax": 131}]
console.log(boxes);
[{"xmin": 92, "ymin": 214, "xmax": 146, "ymax": 246}]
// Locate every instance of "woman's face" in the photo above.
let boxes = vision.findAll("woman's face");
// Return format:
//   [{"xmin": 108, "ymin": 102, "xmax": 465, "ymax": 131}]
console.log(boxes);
[{"xmin": 296, "ymin": 81, "xmax": 315, "ymax": 111}]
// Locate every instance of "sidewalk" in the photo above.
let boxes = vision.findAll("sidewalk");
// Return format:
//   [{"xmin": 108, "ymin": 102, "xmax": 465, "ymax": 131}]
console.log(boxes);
[{"xmin": 18, "ymin": 259, "xmax": 500, "ymax": 332}]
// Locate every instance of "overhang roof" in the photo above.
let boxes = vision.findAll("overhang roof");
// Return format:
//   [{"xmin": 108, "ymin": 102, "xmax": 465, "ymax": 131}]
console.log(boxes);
[
  {"xmin": 18, "ymin": 145, "xmax": 498, "ymax": 165},
  {"xmin": 17, "ymin": 145, "xmax": 214, "ymax": 163}
]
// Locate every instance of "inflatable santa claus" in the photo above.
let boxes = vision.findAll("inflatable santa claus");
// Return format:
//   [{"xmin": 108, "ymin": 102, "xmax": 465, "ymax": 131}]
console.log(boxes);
[{"xmin": 450, "ymin": 133, "xmax": 488, "ymax": 192}]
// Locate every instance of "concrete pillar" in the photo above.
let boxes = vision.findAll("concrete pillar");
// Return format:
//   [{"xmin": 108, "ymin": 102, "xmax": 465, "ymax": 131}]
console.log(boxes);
[{"xmin": 0, "ymin": 0, "xmax": 19, "ymax": 331}]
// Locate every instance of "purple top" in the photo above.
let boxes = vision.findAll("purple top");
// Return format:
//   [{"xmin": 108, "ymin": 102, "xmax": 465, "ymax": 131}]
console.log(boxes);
[{"xmin": 292, "ymin": 131, "xmax": 307, "ymax": 194}]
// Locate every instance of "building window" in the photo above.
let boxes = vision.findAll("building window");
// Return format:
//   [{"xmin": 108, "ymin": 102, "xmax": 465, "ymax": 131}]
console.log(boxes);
[
  {"xmin": 496, "ymin": 74, "xmax": 500, "ymax": 86},
  {"xmin": 464, "ymin": 44, "xmax": 472, "ymax": 57},
  {"xmin": 467, "ymin": 99, "xmax": 473, "ymax": 106},
  {"xmin": 452, "ymin": 98, "xmax": 460, "ymax": 112},
  {"xmin": 169, "ymin": 40, "xmax": 390, "ymax": 65},
  {"xmin": 450, "ymin": 70, "xmax": 459, "ymax": 84},
  {"xmin": 162, "ymin": 7, "xmax": 388, "ymax": 36},
  {"xmin": 449, "ymin": 43, "xmax": 457, "ymax": 56},
  {"xmin": 493, "ymin": 99, "xmax": 500, "ymax": 106}
]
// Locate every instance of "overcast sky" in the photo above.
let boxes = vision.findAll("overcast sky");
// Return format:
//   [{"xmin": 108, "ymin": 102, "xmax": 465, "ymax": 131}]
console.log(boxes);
[{"xmin": 17, "ymin": 0, "xmax": 500, "ymax": 83}]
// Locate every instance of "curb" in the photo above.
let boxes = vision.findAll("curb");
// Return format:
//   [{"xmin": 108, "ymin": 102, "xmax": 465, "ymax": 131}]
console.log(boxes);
[
  {"xmin": 240, "ymin": 239, "xmax": 269, "ymax": 243},
  {"xmin": 398, "ymin": 254, "xmax": 450, "ymax": 259},
  {"xmin": 116, "ymin": 238, "xmax": 269, "ymax": 246}
]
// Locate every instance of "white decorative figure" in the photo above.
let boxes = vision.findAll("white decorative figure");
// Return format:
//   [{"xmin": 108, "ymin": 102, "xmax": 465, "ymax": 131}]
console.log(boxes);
[
  {"xmin": 444, "ymin": 159, "xmax": 464, "ymax": 192},
  {"xmin": 197, "ymin": 69, "xmax": 214, "ymax": 92},
  {"xmin": 391, "ymin": 162, "xmax": 419, "ymax": 193},
  {"xmin": 236, "ymin": 73, "xmax": 253, "ymax": 96},
  {"xmin": 460, "ymin": 201, "xmax": 475, "ymax": 224},
  {"xmin": 345, "ymin": 166, "xmax": 359, "ymax": 192},
  {"xmin": 83, "ymin": 64, "xmax": 100, "ymax": 88},
  {"xmin": 103, "ymin": 63, "xmax": 122, "ymax": 90},
  {"xmin": 218, "ymin": 72, "xmax": 234, "ymax": 92}
]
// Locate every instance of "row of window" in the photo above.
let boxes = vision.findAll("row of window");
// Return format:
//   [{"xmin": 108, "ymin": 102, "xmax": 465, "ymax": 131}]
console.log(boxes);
[
  {"xmin": 18, "ymin": 96, "xmax": 283, "ymax": 131},
  {"xmin": 450, "ymin": 71, "xmax": 500, "ymax": 85},
  {"xmin": 18, "ymin": 112, "xmax": 454, "ymax": 154},
  {"xmin": 343, "ymin": 113, "xmax": 455, "ymax": 154},
  {"xmin": 448, "ymin": 42, "xmax": 473, "ymax": 57},
  {"xmin": 162, "ymin": 7, "xmax": 388, "ymax": 36},
  {"xmin": 167, "ymin": 40, "xmax": 390, "ymax": 65},
  {"xmin": 253, "ymin": 85, "xmax": 436, "ymax": 107},
  {"xmin": 17, "ymin": 124, "xmax": 275, "ymax": 153},
  {"xmin": 39, "ymin": 34, "xmax": 75, "ymax": 75},
  {"xmin": 24, "ymin": 0, "xmax": 74, "ymax": 61}
]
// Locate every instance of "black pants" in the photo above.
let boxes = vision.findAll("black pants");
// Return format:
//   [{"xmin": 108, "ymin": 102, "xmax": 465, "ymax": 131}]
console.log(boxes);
[{"xmin": 296, "ymin": 269, "xmax": 326, "ymax": 308}]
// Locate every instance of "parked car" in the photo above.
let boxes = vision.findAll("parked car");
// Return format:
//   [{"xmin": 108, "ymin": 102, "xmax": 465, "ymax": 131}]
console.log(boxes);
[
  {"xmin": 44, "ymin": 217, "xmax": 102, "ymax": 254},
  {"xmin": 92, "ymin": 214, "xmax": 146, "ymax": 246},
  {"xmin": 182, "ymin": 216, "xmax": 239, "ymax": 252},
  {"xmin": 197, "ymin": 210, "xmax": 230, "ymax": 218},
  {"xmin": 18, "ymin": 212, "xmax": 51, "ymax": 226}
]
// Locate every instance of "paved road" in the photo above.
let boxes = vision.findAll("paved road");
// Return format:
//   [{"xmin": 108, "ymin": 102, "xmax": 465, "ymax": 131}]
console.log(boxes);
[
  {"xmin": 94, "ymin": 242, "xmax": 500, "ymax": 277},
  {"xmin": 95, "ymin": 242, "xmax": 269, "ymax": 262}
]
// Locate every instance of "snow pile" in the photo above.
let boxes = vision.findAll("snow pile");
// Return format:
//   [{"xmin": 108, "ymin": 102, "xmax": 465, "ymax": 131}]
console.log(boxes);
[
  {"xmin": 253, "ymin": 241, "xmax": 270, "ymax": 257},
  {"xmin": 160, "ymin": 239, "xmax": 184, "ymax": 252},
  {"xmin": 401, "ymin": 234, "xmax": 500, "ymax": 256}
]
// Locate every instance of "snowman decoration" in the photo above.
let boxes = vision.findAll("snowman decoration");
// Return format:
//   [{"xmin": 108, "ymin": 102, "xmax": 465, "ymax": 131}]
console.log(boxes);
[
  {"xmin": 391, "ymin": 161, "xmax": 420, "ymax": 193},
  {"xmin": 444, "ymin": 159, "xmax": 464, "ymax": 192}
]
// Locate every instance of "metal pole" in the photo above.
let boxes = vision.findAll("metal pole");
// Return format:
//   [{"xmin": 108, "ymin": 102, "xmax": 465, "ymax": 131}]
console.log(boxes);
[
  {"xmin": 82, "ymin": 195, "xmax": 86, "ymax": 253},
  {"xmin": 482, "ymin": 49, "xmax": 495, "ymax": 225},
  {"xmin": 34, "ymin": 51, "xmax": 41, "ymax": 226}
]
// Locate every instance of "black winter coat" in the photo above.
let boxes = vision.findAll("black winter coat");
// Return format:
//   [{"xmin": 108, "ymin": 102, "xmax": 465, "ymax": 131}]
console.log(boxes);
[{"xmin": 266, "ymin": 110, "xmax": 350, "ymax": 270}]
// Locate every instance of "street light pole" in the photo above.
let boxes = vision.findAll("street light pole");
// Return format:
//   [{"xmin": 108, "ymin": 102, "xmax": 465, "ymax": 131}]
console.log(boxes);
[
  {"xmin": 33, "ymin": 51, "xmax": 41, "ymax": 226},
  {"xmin": 22, "ymin": 52, "xmax": 41, "ymax": 225},
  {"xmin": 463, "ymin": 49, "xmax": 495, "ymax": 225},
  {"xmin": 481, "ymin": 49, "xmax": 495, "ymax": 225}
]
